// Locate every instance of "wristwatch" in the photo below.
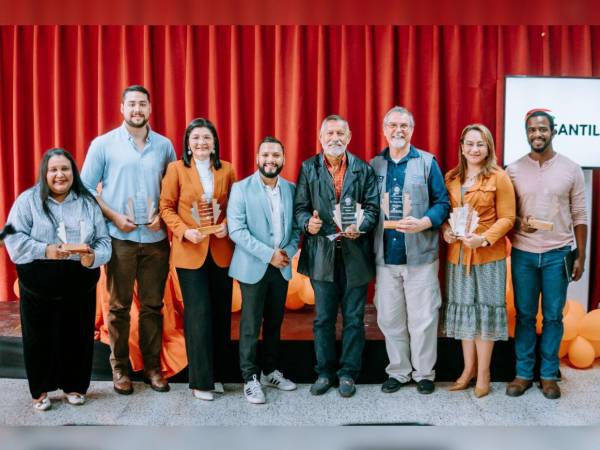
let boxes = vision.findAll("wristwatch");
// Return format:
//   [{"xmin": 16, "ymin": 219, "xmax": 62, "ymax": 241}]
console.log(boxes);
[{"xmin": 481, "ymin": 237, "xmax": 490, "ymax": 247}]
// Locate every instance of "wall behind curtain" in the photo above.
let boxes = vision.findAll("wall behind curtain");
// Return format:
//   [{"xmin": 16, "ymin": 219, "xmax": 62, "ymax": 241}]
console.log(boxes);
[{"xmin": 1, "ymin": 25, "xmax": 599, "ymax": 307}]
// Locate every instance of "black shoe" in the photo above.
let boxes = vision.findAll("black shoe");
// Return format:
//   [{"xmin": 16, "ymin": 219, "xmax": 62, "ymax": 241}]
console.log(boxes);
[
  {"xmin": 338, "ymin": 377, "xmax": 356, "ymax": 398},
  {"xmin": 416, "ymin": 379, "xmax": 435, "ymax": 394},
  {"xmin": 381, "ymin": 377, "xmax": 404, "ymax": 393},
  {"xmin": 310, "ymin": 377, "xmax": 334, "ymax": 396}
]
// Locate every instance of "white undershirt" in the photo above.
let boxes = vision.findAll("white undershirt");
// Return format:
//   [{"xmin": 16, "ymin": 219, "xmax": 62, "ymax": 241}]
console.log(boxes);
[
  {"xmin": 261, "ymin": 176, "xmax": 283, "ymax": 248},
  {"xmin": 194, "ymin": 158, "xmax": 214, "ymax": 199}
]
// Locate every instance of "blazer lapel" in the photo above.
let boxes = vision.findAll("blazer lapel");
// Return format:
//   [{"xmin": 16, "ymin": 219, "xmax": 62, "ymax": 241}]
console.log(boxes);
[
  {"xmin": 340, "ymin": 152, "xmax": 358, "ymax": 200},
  {"xmin": 185, "ymin": 162, "xmax": 205, "ymax": 201},
  {"xmin": 281, "ymin": 180, "xmax": 292, "ymax": 244},
  {"xmin": 317, "ymin": 154, "xmax": 336, "ymax": 206}
]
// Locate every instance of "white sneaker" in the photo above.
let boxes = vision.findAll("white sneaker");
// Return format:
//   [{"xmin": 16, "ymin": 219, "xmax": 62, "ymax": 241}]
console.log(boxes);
[
  {"xmin": 212, "ymin": 382, "xmax": 224, "ymax": 394},
  {"xmin": 192, "ymin": 389, "xmax": 214, "ymax": 401},
  {"xmin": 65, "ymin": 392, "xmax": 86, "ymax": 405},
  {"xmin": 261, "ymin": 370, "xmax": 297, "ymax": 391},
  {"xmin": 244, "ymin": 375, "xmax": 266, "ymax": 404}
]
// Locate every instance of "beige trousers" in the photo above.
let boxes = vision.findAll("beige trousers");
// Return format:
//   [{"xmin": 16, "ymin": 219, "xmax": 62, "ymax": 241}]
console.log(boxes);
[{"xmin": 374, "ymin": 261, "xmax": 442, "ymax": 382}]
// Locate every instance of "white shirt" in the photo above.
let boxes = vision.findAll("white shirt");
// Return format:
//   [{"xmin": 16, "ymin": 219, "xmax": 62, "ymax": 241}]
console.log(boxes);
[
  {"xmin": 194, "ymin": 158, "xmax": 214, "ymax": 199},
  {"xmin": 260, "ymin": 176, "xmax": 283, "ymax": 248}
]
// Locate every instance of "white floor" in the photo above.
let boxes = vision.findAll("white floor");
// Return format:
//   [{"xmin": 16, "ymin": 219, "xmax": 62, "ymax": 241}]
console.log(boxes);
[{"xmin": 1, "ymin": 362, "xmax": 599, "ymax": 426}]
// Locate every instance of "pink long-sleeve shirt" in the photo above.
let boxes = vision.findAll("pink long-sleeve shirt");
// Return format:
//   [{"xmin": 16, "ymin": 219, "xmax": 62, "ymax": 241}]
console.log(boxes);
[{"xmin": 506, "ymin": 152, "xmax": 587, "ymax": 253}]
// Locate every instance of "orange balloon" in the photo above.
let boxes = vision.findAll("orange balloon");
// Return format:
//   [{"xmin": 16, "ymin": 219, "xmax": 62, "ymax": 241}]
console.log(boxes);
[
  {"xmin": 568, "ymin": 336, "xmax": 595, "ymax": 369},
  {"xmin": 558, "ymin": 340, "xmax": 572, "ymax": 358},
  {"xmin": 588, "ymin": 340, "xmax": 600, "ymax": 358},
  {"xmin": 536, "ymin": 310, "xmax": 543, "ymax": 335},
  {"xmin": 13, "ymin": 278, "xmax": 20, "ymax": 299},
  {"xmin": 298, "ymin": 277, "xmax": 315, "ymax": 305},
  {"xmin": 562, "ymin": 314, "xmax": 580, "ymax": 341},
  {"xmin": 288, "ymin": 273, "xmax": 303, "ymax": 295},
  {"xmin": 578, "ymin": 310, "xmax": 600, "ymax": 341},
  {"xmin": 562, "ymin": 300, "xmax": 570, "ymax": 316},
  {"xmin": 565, "ymin": 300, "xmax": 586, "ymax": 320},
  {"xmin": 285, "ymin": 291, "xmax": 305, "ymax": 310},
  {"xmin": 231, "ymin": 280, "xmax": 242, "ymax": 312}
]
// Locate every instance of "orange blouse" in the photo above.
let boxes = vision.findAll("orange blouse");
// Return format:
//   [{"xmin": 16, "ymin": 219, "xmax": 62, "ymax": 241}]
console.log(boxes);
[
  {"xmin": 444, "ymin": 168, "xmax": 516, "ymax": 268},
  {"xmin": 160, "ymin": 160, "xmax": 236, "ymax": 269}
]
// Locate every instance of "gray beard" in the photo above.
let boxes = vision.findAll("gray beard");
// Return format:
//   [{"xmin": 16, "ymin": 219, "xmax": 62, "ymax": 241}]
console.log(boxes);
[
  {"xmin": 390, "ymin": 137, "xmax": 407, "ymax": 149},
  {"xmin": 324, "ymin": 146, "xmax": 346, "ymax": 157}
]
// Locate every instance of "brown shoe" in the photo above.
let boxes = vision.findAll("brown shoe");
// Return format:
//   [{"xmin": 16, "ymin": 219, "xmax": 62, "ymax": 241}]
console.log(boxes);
[
  {"xmin": 539, "ymin": 380, "xmax": 561, "ymax": 399},
  {"xmin": 505, "ymin": 377, "xmax": 532, "ymax": 397},
  {"xmin": 144, "ymin": 369, "xmax": 170, "ymax": 392},
  {"xmin": 113, "ymin": 372, "xmax": 133, "ymax": 395}
]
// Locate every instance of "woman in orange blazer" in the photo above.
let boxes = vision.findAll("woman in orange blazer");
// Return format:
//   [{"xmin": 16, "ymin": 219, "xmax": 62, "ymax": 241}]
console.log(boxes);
[
  {"xmin": 440, "ymin": 123, "xmax": 516, "ymax": 398},
  {"xmin": 160, "ymin": 118, "xmax": 236, "ymax": 401}
]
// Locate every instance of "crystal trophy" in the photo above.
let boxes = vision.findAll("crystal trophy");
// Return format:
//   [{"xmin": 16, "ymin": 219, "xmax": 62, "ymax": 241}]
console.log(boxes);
[
  {"xmin": 332, "ymin": 196, "xmax": 364, "ymax": 237},
  {"xmin": 57, "ymin": 220, "xmax": 91, "ymax": 253},
  {"xmin": 382, "ymin": 185, "xmax": 411, "ymax": 230},
  {"xmin": 125, "ymin": 196, "xmax": 156, "ymax": 226},
  {"xmin": 191, "ymin": 195, "xmax": 222, "ymax": 235},
  {"xmin": 448, "ymin": 203, "xmax": 480, "ymax": 237},
  {"xmin": 526, "ymin": 192, "xmax": 560, "ymax": 231}
]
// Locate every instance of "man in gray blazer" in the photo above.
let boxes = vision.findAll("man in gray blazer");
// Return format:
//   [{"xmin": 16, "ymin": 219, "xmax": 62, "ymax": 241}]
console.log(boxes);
[{"xmin": 228, "ymin": 136, "xmax": 301, "ymax": 404}]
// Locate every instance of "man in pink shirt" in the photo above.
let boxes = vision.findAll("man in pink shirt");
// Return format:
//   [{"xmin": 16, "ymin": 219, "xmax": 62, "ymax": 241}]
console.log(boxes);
[{"xmin": 505, "ymin": 110, "xmax": 587, "ymax": 400}]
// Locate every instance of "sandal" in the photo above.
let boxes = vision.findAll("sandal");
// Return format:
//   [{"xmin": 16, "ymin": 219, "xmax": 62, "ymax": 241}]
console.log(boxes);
[
  {"xmin": 33, "ymin": 394, "xmax": 51, "ymax": 411},
  {"xmin": 65, "ymin": 392, "xmax": 86, "ymax": 405}
]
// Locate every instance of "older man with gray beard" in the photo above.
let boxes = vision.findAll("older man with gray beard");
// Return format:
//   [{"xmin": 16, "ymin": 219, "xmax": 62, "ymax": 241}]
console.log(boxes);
[
  {"xmin": 294, "ymin": 114, "xmax": 380, "ymax": 398},
  {"xmin": 370, "ymin": 106, "xmax": 449, "ymax": 395}
]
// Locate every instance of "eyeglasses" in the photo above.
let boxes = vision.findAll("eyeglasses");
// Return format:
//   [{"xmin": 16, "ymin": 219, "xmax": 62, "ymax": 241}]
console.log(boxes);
[
  {"xmin": 462, "ymin": 141, "xmax": 487, "ymax": 149},
  {"xmin": 385, "ymin": 123, "xmax": 412, "ymax": 131}
]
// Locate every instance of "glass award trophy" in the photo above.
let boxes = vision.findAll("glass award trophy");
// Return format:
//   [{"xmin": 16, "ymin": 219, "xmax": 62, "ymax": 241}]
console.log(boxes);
[
  {"xmin": 57, "ymin": 220, "xmax": 91, "ymax": 253},
  {"xmin": 332, "ymin": 195, "xmax": 364, "ymax": 237},
  {"xmin": 448, "ymin": 203, "xmax": 480, "ymax": 237},
  {"xmin": 382, "ymin": 185, "xmax": 411, "ymax": 229},
  {"xmin": 125, "ymin": 196, "xmax": 156, "ymax": 226},
  {"xmin": 526, "ymin": 192, "xmax": 560, "ymax": 231},
  {"xmin": 191, "ymin": 195, "xmax": 222, "ymax": 235}
]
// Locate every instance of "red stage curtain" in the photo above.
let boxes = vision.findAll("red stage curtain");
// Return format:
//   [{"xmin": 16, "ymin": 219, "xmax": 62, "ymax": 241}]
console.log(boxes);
[{"xmin": 1, "ymin": 25, "xmax": 599, "ymax": 308}]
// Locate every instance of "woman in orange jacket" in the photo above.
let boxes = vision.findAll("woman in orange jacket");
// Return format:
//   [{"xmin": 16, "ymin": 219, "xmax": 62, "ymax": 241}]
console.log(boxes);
[
  {"xmin": 160, "ymin": 118, "xmax": 236, "ymax": 401},
  {"xmin": 440, "ymin": 123, "xmax": 516, "ymax": 398}
]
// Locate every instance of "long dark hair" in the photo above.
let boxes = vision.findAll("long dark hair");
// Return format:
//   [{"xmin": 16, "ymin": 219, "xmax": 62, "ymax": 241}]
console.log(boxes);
[
  {"xmin": 39, "ymin": 148, "xmax": 98, "ymax": 225},
  {"xmin": 182, "ymin": 118, "xmax": 222, "ymax": 169}
]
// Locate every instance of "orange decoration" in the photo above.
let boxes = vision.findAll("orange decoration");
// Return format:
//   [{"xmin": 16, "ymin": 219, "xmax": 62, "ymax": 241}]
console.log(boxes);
[
  {"xmin": 558, "ymin": 340, "xmax": 572, "ymax": 358},
  {"xmin": 562, "ymin": 314, "xmax": 580, "ymax": 341},
  {"xmin": 566, "ymin": 300, "xmax": 586, "ymax": 320},
  {"xmin": 507, "ymin": 313, "xmax": 516, "ymax": 338},
  {"xmin": 13, "ymin": 278, "xmax": 19, "ymax": 299},
  {"xmin": 577, "ymin": 309, "xmax": 600, "ymax": 341},
  {"xmin": 288, "ymin": 272, "xmax": 303, "ymax": 295},
  {"xmin": 298, "ymin": 277, "xmax": 315, "ymax": 305},
  {"xmin": 567, "ymin": 336, "xmax": 596, "ymax": 369},
  {"xmin": 231, "ymin": 280, "xmax": 242, "ymax": 312},
  {"xmin": 589, "ymin": 340, "xmax": 600, "ymax": 358},
  {"xmin": 285, "ymin": 291, "xmax": 305, "ymax": 310}
]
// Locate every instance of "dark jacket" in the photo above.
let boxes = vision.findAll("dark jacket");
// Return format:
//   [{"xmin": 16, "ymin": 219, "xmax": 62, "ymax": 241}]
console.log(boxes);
[{"xmin": 294, "ymin": 151, "xmax": 380, "ymax": 287}]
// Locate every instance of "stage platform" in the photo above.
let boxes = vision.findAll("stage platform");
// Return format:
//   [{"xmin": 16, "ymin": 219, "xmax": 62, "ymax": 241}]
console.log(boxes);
[{"xmin": 0, "ymin": 301, "xmax": 518, "ymax": 383}]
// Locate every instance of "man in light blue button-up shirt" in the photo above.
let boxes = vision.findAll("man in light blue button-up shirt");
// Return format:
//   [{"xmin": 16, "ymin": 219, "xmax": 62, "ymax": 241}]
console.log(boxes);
[{"xmin": 81, "ymin": 85, "xmax": 176, "ymax": 395}]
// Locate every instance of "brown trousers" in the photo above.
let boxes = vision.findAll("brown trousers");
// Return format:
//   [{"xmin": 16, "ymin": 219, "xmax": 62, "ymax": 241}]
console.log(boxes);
[{"xmin": 106, "ymin": 238, "xmax": 170, "ymax": 375}]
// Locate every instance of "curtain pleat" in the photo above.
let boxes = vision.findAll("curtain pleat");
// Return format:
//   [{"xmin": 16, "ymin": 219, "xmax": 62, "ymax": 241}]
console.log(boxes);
[{"xmin": 1, "ymin": 25, "xmax": 599, "ymax": 308}]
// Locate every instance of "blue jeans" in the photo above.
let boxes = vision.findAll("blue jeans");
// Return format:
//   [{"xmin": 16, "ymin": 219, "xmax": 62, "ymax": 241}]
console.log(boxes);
[
  {"xmin": 511, "ymin": 246, "xmax": 570, "ymax": 381},
  {"xmin": 311, "ymin": 250, "xmax": 367, "ymax": 381}
]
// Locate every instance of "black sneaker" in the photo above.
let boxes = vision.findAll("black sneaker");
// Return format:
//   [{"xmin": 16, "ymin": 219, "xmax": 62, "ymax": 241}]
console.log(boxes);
[
  {"xmin": 310, "ymin": 377, "xmax": 334, "ymax": 396},
  {"xmin": 338, "ymin": 377, "xmax": 356, "ymax": 398},
  {"xmin": 381, "ymin": 377, "xmax": 404, "ymax": 393},
  {"xmin": 416, "ymin": 379, "xmax": 435, "ymax": 394}
]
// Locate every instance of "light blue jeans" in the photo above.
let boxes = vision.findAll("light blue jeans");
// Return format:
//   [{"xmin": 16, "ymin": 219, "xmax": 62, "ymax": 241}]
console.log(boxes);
[{"xmin": 511, "ymin": 246, "xmax": 570, "ymax": 381}]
